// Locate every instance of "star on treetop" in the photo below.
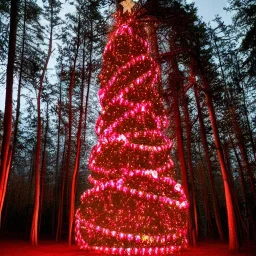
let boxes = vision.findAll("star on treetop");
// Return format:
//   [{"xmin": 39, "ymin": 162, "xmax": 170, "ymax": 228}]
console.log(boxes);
[{"xmin": 120, "ymin": 0, "xmax": 136, "ymax": 14}]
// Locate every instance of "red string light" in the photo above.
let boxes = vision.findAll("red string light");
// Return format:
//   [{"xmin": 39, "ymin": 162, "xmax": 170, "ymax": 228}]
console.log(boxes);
[{"xmin": 75, "ymin": 12, "xmax": 189, "ymax": 255}]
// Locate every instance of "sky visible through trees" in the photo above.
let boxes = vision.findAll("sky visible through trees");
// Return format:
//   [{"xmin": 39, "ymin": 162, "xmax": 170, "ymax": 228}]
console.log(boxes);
[
  {"xmin": 187, "ymin": 0, "xmax": 232, "ymax": 24},
  {"xmin": 0, "ymin": 0, "xmax": 231, "ymax": 111},
  {"xmin": 0, "ymin": 0, "xmax": 255, "ymax": 254}
]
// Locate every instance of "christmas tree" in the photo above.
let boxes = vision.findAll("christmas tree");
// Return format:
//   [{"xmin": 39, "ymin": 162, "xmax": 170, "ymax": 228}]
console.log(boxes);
[{"xmin": 75, "ymin": 1, "xmax": 189, "ymax": 255}]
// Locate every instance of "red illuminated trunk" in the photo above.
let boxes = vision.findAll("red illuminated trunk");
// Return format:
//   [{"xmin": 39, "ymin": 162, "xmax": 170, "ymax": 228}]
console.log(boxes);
[
  {"xmin": 230, "ymin": 136, "xmax": 256, "ymax": 238},
  {"xmin": 54, "ymin": 77, "xmax": 62, "ymax": 237},
  {"xmin": 66, "ymin": 69, "xmax": 74, "ymax": 200},
  {"xmin": 168, "ymin": 37, "xmax": 194, "ymax": 245},
  {"xmin": 182, "ymin": 91, "xmax": 199, "ymax": 240},
  {"xmin": 172, "ymin": 82, "xmax": 189, "ymax": 194},
  {"xmin": 201, "ymin": 76, "xmax": 239, "ymax": 251},
  {"xmin": 194, "ymin": 85, "xmax": 224, "ymax": 240},
  {"xmin": 68, "ymin": 89, "xmax": 83, "ymax": 245},
  {"xmin": 211, "ymin": 31, "xmax": 256, "ymax": 201},
  {"xmin": 171, "ymin": 71, "xmax": 197, "ymax": 246},
  {"xmin": 56, "ymin": 131, "xmax": 67, "ymax": 241},
  {"xmin": 68, "ymin": 25, "xmax": 92, "ymax": 244},
  {"xmin": 229, "ymin": 106, "xmax": 256, "ymax": 202},
  {"xmin": 39, "ymin": 102, "xmax": 49, "ymax": 232},
  {"xmin": 30, "ymin": 100, "xmax": 41, "ymax": 246},
  {"xmin": 0, "ymin": 0, "xmax": 18, "ymax": 220},
  {"xmin": 30, "ymin": 8, "xmax": 53, "ymax": 246},
  {"xmin": 168, "ymin": 49, "xmax": 189, "ymax": 199},
  {"xmin": 222, "ymin": 141, "xmax": 249, "ymax": 240},
  {"xmin": 56, "ymin": 18, "xmax": 81, "ymax": 244},
  {"xmin": 65, "ymin": 19, "xmax": 81, "ymax": 223}
]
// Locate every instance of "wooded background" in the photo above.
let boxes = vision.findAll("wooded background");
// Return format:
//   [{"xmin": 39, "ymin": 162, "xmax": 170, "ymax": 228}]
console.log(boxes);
[{"xmin": 0, "ymin": 0, "xmax": 255, "ymax": 251}]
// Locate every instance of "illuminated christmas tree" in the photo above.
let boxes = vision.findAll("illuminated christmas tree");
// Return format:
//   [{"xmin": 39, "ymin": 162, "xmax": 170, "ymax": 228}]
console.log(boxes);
[{"xmin": 75, "ymin": 1, "xmax": 189, "ymax": 255}]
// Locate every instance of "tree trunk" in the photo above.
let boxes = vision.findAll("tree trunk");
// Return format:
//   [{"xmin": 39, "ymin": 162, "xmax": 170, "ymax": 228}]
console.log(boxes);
[
  {"xmin": 56, "ymin": 129, "xmax": 67, "ymax": 241},
  {"xmin": 198, "ymin": 71, "xmax": 239, "ymax": 250},
  {"xmin": 172, "ymin": 82, "xmax": 189, "ymax": 194},
  {"xmin": 168, "ymin": 36, "xmax": 194, "ymax": 245},
  {"xmin": 182, "ymin": 92, "xmax": 199, "ymax": 239},
  {"xmin": 63, "ymin": 17, "xmax": 81, "ymax": 242},
  {"xmin": 68, "ymin": 100, "xmax": 82, "ymax": 245},
  {"xmin": 30, "ymin": 92, "xmax": 42, "ymax": 246},
  {"xmin": 68, "ymin": 18, "xmax": 94, "ymax": 244},
  {"xmin": 233, "ymin": 53, "xmax": 256, "ymax": 161},
  {"xmin": 230, "ymin": 135, "xmax": 256, "ymax": 239},
  {"xmin": 53, "ymin": 75, "xmax": 62, "ymax": 237},
  {"xmin": 68, "ymin": 35, "xmax": 86, "ymax": 246},
  {"xmin": 0, "ymin": 149, "xmax": 12, "ymax": 229},
  {"xmin": 39, "ymin": 101, "xmax": 49, "ymax": 232},
  {"xmin": 230, "ymin": 136, "xmax": 247, "ymax": 204},
  {"xmin": 197, "ymin": 158, "xmax": 213, "ymax": 237},
  {"xmin": 1, "ymin": 177, "xmax": 11, "ymax": 231},
  {"xmin": 211, "ymin": 31, "xmax": 256, "ymax": 200},
  {"xmin": 25, "ymin": 150, "xmax": 35, "ymax": 238},
  {"xmin": 223, "ymin": 140, "xmax": 249, "ymax": 241},
  {"xmin": 11, "ymin": 0, "xmax": 27, "ymax": 174},
  {"xmin": 229, "ymin": 106, "xmax": 256, "ymax": 202},
  {"xmin": 172, "ymin": 79, "xmax": 197, "ymax": 246},
  {"xmin": 0, "ymin": 0, "xmax": 19, "ymax": 222},
  {"xmin": 65, "ymin": 18, "xmax": 81, "ymax": 224},
  {"xmin": 30, "ymin": 6, "xmax": 53, "ymax": 245},
  {"xmin": 194, "ymin": 85, "xmax": 225, "ymax": 240}
]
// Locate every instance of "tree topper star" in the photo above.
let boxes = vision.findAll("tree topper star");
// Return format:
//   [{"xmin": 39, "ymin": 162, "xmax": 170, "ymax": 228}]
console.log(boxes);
[{"xmin": 120, "ymin": 0, "xmax": 136, "ymax": 14}]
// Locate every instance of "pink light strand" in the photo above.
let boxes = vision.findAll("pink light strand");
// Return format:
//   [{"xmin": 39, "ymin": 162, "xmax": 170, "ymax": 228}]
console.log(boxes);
[{"xmin": 75, "ymin": 15, "xmax": 189, "ymax": 255}]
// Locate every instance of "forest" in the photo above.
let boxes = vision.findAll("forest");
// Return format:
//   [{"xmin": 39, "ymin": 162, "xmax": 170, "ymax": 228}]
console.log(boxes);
[{"xmin": 0, "ymin": 0, "xmax": 255, "ymax": 255}]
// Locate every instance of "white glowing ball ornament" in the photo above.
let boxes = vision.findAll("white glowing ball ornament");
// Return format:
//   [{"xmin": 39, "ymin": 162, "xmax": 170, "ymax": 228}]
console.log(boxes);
[{"xmin": 145, "ymin": 170, "xmax": 158, "ymax": 179}]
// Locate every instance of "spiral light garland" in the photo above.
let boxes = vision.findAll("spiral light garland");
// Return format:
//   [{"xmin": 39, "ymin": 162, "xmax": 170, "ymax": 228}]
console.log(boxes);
[{"xmin": 75, "ymin": 11, "xmax": 189, "ymax": 255}]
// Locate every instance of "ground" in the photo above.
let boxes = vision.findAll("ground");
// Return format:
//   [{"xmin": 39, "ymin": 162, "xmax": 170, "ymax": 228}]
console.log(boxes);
[{"xmin": 0, "ymin": 240, "xmax": 254, "ymax": 256}]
